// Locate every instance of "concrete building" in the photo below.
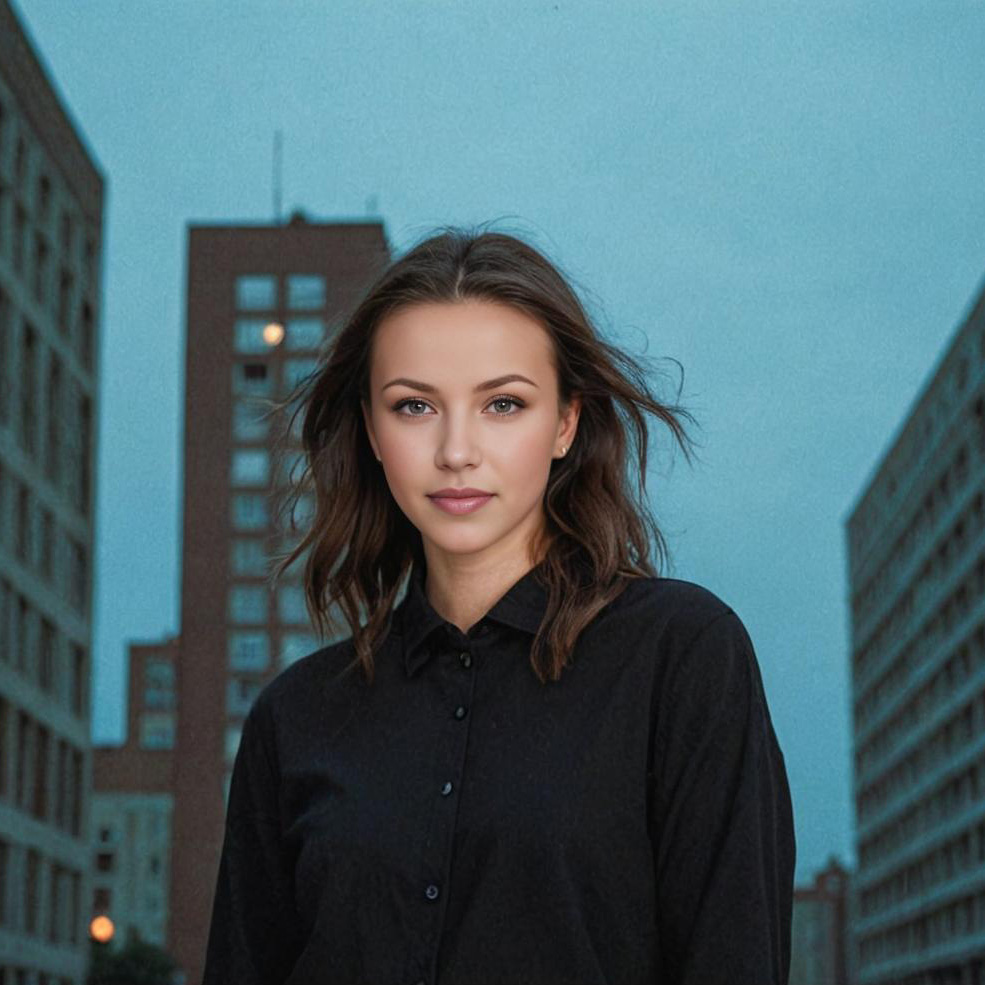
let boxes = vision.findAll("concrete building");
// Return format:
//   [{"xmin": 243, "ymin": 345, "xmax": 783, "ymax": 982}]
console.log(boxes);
[
  {"xmin": 91, "ymin": 637, "xmax": 178, "ymax": 952},
  {"xmin": 169, "ymin": 215, "xmax": 390, "ymax": 983},
  {"xmin": 790, "ymin": 856, "xmax": 853, "ymax": 985},
  {"xmin": 0, "ymin": 1, "xmax": 105, "ymax": 981},
  {"xmin": 847, "ymin": 275, "xmax": 985, "ymax": 985}
]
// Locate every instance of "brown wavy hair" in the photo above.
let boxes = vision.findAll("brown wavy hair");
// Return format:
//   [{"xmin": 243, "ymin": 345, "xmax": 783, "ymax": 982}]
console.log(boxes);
[{"xmin": 267, "ymin": 223, "xmax": 700, "ymax": 685}]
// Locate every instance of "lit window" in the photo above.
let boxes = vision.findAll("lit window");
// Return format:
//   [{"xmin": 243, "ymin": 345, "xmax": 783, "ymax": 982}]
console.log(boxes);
[
  {"xmin": 231, "ymin": 449, "xmax": 269, "ymax": 487},
  {"xmin": 281, "ymin": 632, "xmax": 319, "ymax": 667},
  {"xmin": 231, "ymin": 493, "xmax": 268, "ymax": 531},
  {"xmin": 228, "ymin": 631, "xmax": 269, "ymax": 671},
  {"xmin": 235, "ymin": 275, "xmax": 276, "ymax": 310},
  {"xmin": 228, "ymin": 585, "xmax": 268, "ymax": 624},
  {"xmin": 286, "ymin": 317, "xmax": 324, "ymax": 351},
  {"xmin": 234, "ymin": 318, "xmax": 283, "ymax": 354},
  {"xmin": 278, "ymin": 585, "xmax": 307, "ymax": 624},
  {"xmin": 231, "ymin": 539, "xmax": 268, "ymax": 577},
  {"xmin": 287, "ymin": 275, "xmax": 325, "ymax": 310},
  {"xmin": 232, "ymin": 399, "xmax": 270, "ymax": 441}
]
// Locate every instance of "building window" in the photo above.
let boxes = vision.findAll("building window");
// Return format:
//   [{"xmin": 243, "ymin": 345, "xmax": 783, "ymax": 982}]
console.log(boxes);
[
  {"xmin": 232, "ymin": 398, "xmax": 270, "ymax": 441},
  {"xmin": 70, "ymin": 644, "xmax": 86, "ymax": 717},
  {"xmin": 37, "ymin": 174, "xmax": 51, "ymax": 220},
  {"xmin": 231, "ymin": 538, "xmax": 268, "ymax": 577},
  {"xmin": 226, "ymin": 677, "xmax": 262, "ymax": 717},
  {"xmin": 93, "ymin": 887, "xmax": 111, "ymax": 913},
  {"xmin": 228, "ymin": 631, "xmax": 269, "ymax": 672},
  {"xmin": 68, "ymin": 538, "xmax": 87, "ymax": 612},
  {"xmin": 39, "ymin": 618, "xmax": 55, "ymax": 693},
  {"xmin": 139, "ymin": 713, "xmax": 174, "ymax": 750},
  {"xmin": 25, "ymin": 848, "xmax": 40, "ymax": 935},
  {"xmin": 0, "ymin": 288, "xmax": 11, "ymax": 426},
  {"xmin": 235, "ymin": 275, "xmax": 276, "ymax": 310},
  {"xmin": 277, "ymin": 585, "xmax": 307, "ymax": 625},
  {"xmin": 40, "ymin": 509, "xmax": 54, "ymax": 580},
  {"xmin": 234, "ymin": 317, "xmax": 282, "ymax": 354},
  {"xmin": 231, "ymin": 449, "xmax": 269, "ymax": 487},
  {"xmin": 13, "ymin": 203, "xmax": 26, "ymax": 275},
  {"xmin": 287, "ymin": 274, "xmax": 325, "ymax": 310},
  {"xmin": 232, "ymin": 362, "xmax": 272, "ymax": 397},
  {"xmin": 45, "ymin": 354, "xmax": 62, "ymax": 483},
  {"xmin": 60, "ymin": 209, "xmax": 74, "ymax": 257},
  {"xmin": 15, "ymin": 482, "xmax": 31, "ymax": 564},
  {"xmin": 285, "ymin": 317, "xmax": 324, "ymax": 351},
  {"xmin": 95, "ymin": 852, "xmax": 114, "ymax": 873},
  {"xmin": 231, "ymin": 493, "xmax": 268, "ymax": 531},
  {"xmin": 33, "ymin": 232, "xmax": 48, "ymax": 304},
  {"xmin": 32, "ymin": 726, "xmax": 49, "ymax": 819},
  {"xmin": 0, "ymin": 836, "xmax": 8, "ymax": 927},
  {"xmin": 19, "ymin": 322, "xmax": 37, "ymax": 457},
  {"xmin": 228, "ymin": 585, "xmax": 268, "ymax": 624},
  {"xmin": 284, "ymin": 357, "xmax": 319, "ymax": 391},
  {"xmin": 80, "ymin": 300, "xmax": 94, "ymax": 371}
]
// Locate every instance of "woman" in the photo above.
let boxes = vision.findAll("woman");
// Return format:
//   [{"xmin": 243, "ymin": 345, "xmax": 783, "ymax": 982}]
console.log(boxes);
[{"xmin": 202, "ymin": 226, "xmax": 796, "ymax": 984}]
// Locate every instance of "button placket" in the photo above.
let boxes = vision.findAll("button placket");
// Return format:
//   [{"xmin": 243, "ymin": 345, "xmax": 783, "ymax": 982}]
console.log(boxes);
[{"xmin": 415, "ymin": 638, "xmax": 480, "ymax": 974}]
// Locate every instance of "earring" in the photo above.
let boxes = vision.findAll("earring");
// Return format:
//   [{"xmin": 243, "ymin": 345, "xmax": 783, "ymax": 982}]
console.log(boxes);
[{"xmin": 560, "ymin": 445, "xmax": 568, "ymax": 456}]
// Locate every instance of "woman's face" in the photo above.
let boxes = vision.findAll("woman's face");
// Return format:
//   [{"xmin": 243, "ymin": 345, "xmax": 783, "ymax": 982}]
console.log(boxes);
[{"xmin": 361, "ymin": 299, "xmax": 580, "ymax": 567}]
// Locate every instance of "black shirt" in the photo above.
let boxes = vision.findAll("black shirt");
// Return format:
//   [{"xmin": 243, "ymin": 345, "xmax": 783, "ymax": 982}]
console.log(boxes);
[{"xmin": 203, "ymin": 560, "xmax": 796, "ymax": 985}]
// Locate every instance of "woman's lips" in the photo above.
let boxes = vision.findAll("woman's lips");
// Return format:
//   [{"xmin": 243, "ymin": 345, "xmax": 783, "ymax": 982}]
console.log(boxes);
[{"xmin": 428, "ymin": 494, "xmax": 494, "ymax": 515}]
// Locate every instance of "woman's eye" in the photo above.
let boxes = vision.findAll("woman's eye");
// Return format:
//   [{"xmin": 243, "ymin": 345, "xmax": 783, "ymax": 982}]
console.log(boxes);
[
  {"xmin": 395, "ymin": 398, "xmax": 432, "ymax": 416},
  {"xmin": 488, "ymin": 396, "xmax": 524, "ymax": 415}
]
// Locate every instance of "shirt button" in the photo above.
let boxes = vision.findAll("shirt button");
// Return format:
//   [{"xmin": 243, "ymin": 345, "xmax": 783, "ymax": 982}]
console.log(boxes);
[
  {"xmin": 425, "ymin": 883, "xmax": 440, "ymax": 901},
  {"xmin": 441, "ymin": 781, "xmax": 453, "ymax": 795},
  {"xmin": 454, "ymin": 705, "xmax": 467, "ymax": 719},
  {"xmin": 459, "ymin": 651, "xmax": 472, "ymax": 668}
]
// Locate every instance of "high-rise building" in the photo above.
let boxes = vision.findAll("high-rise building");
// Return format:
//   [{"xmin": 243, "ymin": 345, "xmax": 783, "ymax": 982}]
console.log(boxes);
[
  {"xmin": 91, "ymin": 637, "xmax": 178, "ymax": 951},
  {"xmin": 169, "ymin": 214, "xmax": 389, "ymax": 982},
  {"xmin": 0, "ymin": 1, "xmax": 105, "ymax": 980},
  {"xmin": 847, "ymin": 276, "xmax": 985, "ymax": 984}
]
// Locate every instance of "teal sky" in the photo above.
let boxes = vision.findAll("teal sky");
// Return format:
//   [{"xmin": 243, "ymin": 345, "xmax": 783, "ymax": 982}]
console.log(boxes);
[{"xmin": 14, "ymin": 0, "xmax": 985, "ymax": 887}]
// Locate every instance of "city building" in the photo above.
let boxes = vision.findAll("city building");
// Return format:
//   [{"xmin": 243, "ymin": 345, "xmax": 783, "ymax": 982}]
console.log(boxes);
[
  {"xmin": 91, "ymin": 637, "xmax": 178, "ymax": 951},
  {"xmin": 790, "ymin": 856, "xmax": 853, "ymax": 985},
  {"xmin": 168, "ymin": 214, "xmax": 390, "ymax": 982},
  {"xmin": 847, "ymin": 274, "xmax": 985, "ymax": 985},
  {"xmin": 0, "ymin": 0, "xmax": 105, "ymax": 981}
]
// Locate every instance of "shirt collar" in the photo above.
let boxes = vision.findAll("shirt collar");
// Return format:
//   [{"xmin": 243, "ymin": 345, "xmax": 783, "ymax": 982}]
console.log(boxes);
[{"xmin": 396, "ymin": 558, "xmax": 550, "ymax": 677}]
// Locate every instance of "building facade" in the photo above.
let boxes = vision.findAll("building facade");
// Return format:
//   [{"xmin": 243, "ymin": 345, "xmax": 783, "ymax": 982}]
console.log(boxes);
[
  {"xmin": 0, "ymin": 1, "xmax": 104, "ymax": 981},
  {"xmin": 169, "ymin": 216, "xmax": 390, "ymax": 982},
  {"xmin": 790, "ymin": 856, "xmax": 853, "ymax": 985},
  {"xmin": 847, "ymin": 277, "xmax": 985, "ymax": 985},
  {"xmin": 91, "ymin": 637, "xmax": 178, "ymax": 951}
]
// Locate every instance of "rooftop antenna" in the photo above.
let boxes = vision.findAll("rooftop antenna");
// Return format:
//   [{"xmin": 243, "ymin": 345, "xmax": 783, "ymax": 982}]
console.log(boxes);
[{"xmin": 273, "ymin": 130, "xmax": 283, "ymax": 222}]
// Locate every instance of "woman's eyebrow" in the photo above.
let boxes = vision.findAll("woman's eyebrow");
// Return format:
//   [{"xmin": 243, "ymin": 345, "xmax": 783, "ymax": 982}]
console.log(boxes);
[{"xmin": 381, "ymin": 373, "xmax": 539, "ymax": 393}]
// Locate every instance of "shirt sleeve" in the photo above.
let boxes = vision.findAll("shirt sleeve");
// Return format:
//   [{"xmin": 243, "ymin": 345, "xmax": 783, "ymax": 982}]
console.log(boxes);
[
  {"xmin": 650, "ymin": 608, "xmax": 796, "ymax": 984},
  {"xmin": 202, "ymin": 697, "xmax": 304, "ymax": 984}
]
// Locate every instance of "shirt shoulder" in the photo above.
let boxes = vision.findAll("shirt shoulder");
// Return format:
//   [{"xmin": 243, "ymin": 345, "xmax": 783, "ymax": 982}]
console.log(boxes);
[
  {"xmin": 248, "ymin": 635, "xmax": 363, "ymax": 725},
  {"xmin": 608, "ymin": 574, "xmax": 737, "ymax": 648}
]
